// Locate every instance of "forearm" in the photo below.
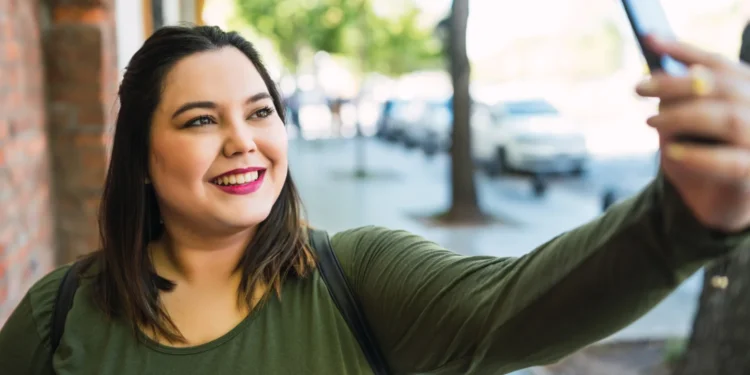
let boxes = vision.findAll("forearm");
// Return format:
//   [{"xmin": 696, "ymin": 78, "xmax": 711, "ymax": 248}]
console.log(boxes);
[
  {"xmin": 475, "ymin": 173, "xmax": 743, "ymax": 372},
  {"xmin": 334, "ymin": 173, "xmax": 749, "ymax": 374}
]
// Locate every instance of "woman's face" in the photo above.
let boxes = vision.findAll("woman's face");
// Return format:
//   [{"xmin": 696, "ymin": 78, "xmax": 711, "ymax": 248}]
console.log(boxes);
[{"xmin": 148, "ymin": 47, "xmax": 288, "ymax": 234}]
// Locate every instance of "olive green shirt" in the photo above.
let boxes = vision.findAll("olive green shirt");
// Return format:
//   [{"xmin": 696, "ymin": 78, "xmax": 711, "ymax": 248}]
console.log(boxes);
[{"xmin": 1, "ymin": 174, "xmax": 748, "ymax": 374}]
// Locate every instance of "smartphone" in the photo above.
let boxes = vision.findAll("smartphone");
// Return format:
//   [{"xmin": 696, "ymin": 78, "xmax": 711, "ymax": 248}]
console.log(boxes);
[
  {"xmin": 621, "ymin": 0, "xmax": 721, "ymax": 145},
  {"xmin": 620, "ymin": 0, "xmax": 688, "ymax": 76}
]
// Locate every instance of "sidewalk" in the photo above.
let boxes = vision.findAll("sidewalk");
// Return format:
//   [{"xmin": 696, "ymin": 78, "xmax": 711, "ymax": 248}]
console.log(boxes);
[{"xmin": 289, "ymin": 137, "xmax": 702, "ymax": 344}]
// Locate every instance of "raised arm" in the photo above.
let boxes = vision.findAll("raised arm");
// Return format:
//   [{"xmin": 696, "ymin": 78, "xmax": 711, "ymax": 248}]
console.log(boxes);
[{"xmin": 331, "ymin": 173, "xmax": 750, "ymax": 374}]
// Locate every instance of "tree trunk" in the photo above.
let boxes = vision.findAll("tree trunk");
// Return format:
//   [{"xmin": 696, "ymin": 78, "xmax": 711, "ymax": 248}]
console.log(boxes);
[
  {"xmin": 446, "ymin": 0, "xmax": 482, "ymax": 221},
  {"xmin": 672, "ymin": 23, "xmax": 750, "ymax": 375}
]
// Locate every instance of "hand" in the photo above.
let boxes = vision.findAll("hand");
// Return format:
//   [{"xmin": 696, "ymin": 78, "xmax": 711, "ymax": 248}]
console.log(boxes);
[{"xmin": 635, "ymin": 35, "xmax": 750, "ymax": 233}]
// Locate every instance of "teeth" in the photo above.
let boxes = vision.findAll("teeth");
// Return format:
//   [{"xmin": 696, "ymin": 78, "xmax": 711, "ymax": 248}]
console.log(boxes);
[{"xmin": 214, "ymin": 171, "xmax": 260, "ymax": 185}]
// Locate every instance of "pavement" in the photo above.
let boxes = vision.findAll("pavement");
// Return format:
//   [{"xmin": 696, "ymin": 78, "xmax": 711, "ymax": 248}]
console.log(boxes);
[{"xmin": 288, "ymin": 136, "xmax": 704, "ymax": 372}]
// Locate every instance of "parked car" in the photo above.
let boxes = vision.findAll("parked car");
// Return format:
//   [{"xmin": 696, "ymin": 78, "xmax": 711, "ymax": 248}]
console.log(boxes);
[
  {"xmin": 407, "ymin": 97, "xmax": 494, "ymax": 158},
  {"xmin": 474, "ymin": 98, "xmax": 589, "ymax": 176},
  {"xmin": 296, "ymin": 90, "xmax": 333, "ymax": 140},
  {"xmin": 376, "ymin": 99, "xmax": 420, "ymax": 143},
  {"xmin": 401, "ymin": 98, "xmax": 452, "ymax": 154},
  {"xmin": 419, "ymin": 99, "xmax": 452, "ymax": 155}
]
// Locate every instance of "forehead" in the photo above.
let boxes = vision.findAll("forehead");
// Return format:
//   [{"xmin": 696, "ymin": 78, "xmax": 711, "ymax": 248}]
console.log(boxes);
[{"xmin": 159, "ymin": 47, "xmax": 268, "ymax": 110}]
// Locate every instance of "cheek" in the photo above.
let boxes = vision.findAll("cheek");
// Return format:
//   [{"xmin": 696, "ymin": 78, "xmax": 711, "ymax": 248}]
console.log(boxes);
[
  {"xmin": 262, "ymin": 122, "xmax": 289, "ymax": 164},
  {"xmin": 261, "ymin": 124, "xmax": 289, "ymax": 188},
  {"xmin": 150, "ymin": 133, "xmax": 214, "ymax": 185}
]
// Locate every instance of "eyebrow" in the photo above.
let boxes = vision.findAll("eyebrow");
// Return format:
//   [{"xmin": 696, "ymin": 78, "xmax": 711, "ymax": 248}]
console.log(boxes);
[{"xmin": 171, "ymin": 92, "xmax": 272, "ymax": 119}]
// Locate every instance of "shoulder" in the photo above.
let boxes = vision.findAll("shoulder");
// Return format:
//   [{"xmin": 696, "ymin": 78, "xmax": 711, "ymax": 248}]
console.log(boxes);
[
  {"xmin": 28, "ymin": 264, "xmax": 71, "ymax": 301},
  {"xmin": 26, "ymin": 264, "xmax": 72, "ymax": 334},
  {"xmin": 329, "ymin": 226, "xmax": 456, "ymax": 276},
  {"xmin": 330, "ymin": 226, "xmax": 433, "ymax": 255},
  {"xmin": 1, "ymin": 264, "xmax": 72, "ymax": 349}
]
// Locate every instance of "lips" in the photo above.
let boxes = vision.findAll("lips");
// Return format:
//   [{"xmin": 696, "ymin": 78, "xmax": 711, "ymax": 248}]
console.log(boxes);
[{"xmin": 211, "ymin": 169, "xmax": 266, "ymax": 195}]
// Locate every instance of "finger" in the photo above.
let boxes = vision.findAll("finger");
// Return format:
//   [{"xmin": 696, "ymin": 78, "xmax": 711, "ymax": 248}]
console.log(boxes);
[
  {"xmin": 648, "ymin": 101, "xmax": 750, "ymax": 146},
  {"xmin": 664, "ymin": 141, "xmax": 750, "ymax": 183},
  {"xmin": 636, "ymin": 65, "xmax": 721, "ymax": 101},
  {"xmin": 643, "ymin": 34, "xmax": 730, "ymax": 70}
]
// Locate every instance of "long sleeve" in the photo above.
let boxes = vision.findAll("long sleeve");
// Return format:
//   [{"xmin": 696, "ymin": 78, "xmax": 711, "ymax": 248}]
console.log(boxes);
[{"xmin": 330, "ymin": 173, "xmax": 750, "ymax": 374}]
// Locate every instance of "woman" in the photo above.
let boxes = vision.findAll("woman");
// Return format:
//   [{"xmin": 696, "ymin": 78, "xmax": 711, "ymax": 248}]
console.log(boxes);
[{"xmin": 2, "ymin": 25, "xmax": 750, "ymax": 375}]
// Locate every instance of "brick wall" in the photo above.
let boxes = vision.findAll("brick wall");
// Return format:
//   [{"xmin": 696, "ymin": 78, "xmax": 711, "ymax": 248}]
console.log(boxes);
[
  {"xmin": 0, "ymin": 0, "xmax": 117, "ymax": 322},
  {"xmin": 45, "ymin": 0, "xmax": 117, "ymax": 264},
  {"xmin": 0, "ymin": 0, "xmax": 56, "ymax": 320}
]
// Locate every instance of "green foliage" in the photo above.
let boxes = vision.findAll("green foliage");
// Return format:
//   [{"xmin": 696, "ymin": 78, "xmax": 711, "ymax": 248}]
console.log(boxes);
[
  {"xmin": 363, "ymin": 7, "xmax": 443, "ymax": 75},
  {"xmin": 235, "ymin": 0, "xmax": 441, "ymax": 76}
]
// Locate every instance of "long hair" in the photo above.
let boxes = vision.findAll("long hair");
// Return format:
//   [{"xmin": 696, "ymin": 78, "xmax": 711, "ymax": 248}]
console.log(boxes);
[{"xmin": 81, "ymin": 25, "xmax": 315, "ymax": 343}]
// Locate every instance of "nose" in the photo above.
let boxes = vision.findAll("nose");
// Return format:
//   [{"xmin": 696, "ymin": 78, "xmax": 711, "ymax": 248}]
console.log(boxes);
[{"xmin": 222, "ymin": 116, "xmax": 258, "ymax": 158}]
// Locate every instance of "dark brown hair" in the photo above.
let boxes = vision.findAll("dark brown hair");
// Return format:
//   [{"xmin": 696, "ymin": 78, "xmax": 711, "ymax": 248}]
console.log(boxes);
[{"xmin": 81, "ymin": 25, "xmax": 315, "ymax": 343}]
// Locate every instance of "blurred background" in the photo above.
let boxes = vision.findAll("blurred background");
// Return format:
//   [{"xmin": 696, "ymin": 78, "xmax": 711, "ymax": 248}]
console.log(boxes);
[{"xmin": 2, "ymin": 0, "xmax": 750, "ymax": 373}]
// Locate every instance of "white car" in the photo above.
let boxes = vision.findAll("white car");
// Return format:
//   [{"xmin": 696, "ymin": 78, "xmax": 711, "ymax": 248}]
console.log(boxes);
[
  {"xmin": 414, "ymin": 100, "xmax": 500, "ymax": 157},
  {"xmin": 380, "ymin": 100, "xmax": 424, "ymax": 144},
  {"xmin": 404, "ymin": 100, "xmax": 452, "ymax": 154},
  {"xmin": 473, "ymin": 99, "xmax": 589, "ymax": 176},
  {"xmin": 296, "ymin": 91, "xmax": 333, "ymax": 140}
]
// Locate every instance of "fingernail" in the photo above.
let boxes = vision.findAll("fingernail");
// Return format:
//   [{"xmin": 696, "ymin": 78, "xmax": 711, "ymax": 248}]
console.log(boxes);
[
  {"xmin": 636, "ymin": 79, "xmax": 657, "ymax": 93},
  {"xmin": 666, "ymin": 144, "xmax": 686, "ymax": 160}
]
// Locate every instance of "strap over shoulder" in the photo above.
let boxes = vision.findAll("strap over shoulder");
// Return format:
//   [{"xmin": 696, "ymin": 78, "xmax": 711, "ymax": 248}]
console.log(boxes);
[
  {"xmin": 307, "ymin": 228, "xmax": 391, "ymax": 375},
  {"xmin": 50, "ymin": 261, "xmax": 82, "ymax": 354}
]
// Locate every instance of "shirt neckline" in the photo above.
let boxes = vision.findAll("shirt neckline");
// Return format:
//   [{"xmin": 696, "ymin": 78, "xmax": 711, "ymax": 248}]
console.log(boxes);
[{"xmin": 137, "ymin": 296, "xmax": 275, "ymax": 356}]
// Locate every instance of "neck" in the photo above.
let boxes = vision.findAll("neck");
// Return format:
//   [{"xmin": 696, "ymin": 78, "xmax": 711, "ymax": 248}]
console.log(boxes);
[{"xmin": 151, "ymin": 221, "xmax": 255, "ymax": 287}]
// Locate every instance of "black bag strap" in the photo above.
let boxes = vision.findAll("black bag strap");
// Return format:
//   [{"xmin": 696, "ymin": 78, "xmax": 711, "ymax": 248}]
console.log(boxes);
[
  {"xmin": 50, "ymin": 261, "xmax": 81, "ymax": 354},
  {"xmin": 308, "ymin": 228, "xmax": 391, "ymax": 375}
]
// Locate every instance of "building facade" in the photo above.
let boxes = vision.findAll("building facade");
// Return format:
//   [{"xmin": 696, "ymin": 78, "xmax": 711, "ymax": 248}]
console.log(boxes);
[{"xmin": 0, "ymin": 0, "xmax": 204, "ymax": 322}]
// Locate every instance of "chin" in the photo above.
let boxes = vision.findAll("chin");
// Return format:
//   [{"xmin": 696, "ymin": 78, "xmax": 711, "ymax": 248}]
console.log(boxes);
[{"xmin": 224, "ymin": 208, "xmax": 274, "ymax": 229}]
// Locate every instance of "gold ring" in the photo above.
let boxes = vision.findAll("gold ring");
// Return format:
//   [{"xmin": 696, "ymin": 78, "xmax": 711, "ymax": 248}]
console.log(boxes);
[{"xmin": 690, "ymin": 65, "xmax": 715, "ymax": 97}]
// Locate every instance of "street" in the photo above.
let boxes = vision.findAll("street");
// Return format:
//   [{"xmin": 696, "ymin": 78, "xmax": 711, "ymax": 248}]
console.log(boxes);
[{"xmin": 289, "ymin": 136, "xmax": 702, "ymax": 346}]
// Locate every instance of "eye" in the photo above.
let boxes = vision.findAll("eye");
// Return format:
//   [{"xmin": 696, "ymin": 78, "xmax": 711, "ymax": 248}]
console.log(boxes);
[
  {"xmin": 249, "ymin": 106, "xmax": 276, "ymax": 119},
  {"xmin": 184, "ymin": 115, "xmax": 215, "ymax": 128}
]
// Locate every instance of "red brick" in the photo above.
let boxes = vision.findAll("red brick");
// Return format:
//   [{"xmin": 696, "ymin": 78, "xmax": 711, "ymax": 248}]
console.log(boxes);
[
  {"xmin": 5, "ymin": 41, "xmax": 20, "ymax": 61},
  {"xmin": 1, "ymin": 18, "xmax": 13, "ymax": 41},
  {"xmin": 1, "ymin": 0, "xmax": 117, "ymax": 318},
  {"xmin": 51, "ymin": 0, "xmax": 114, "ymax": 9},
  {"xmin": 0, "ymin": 0, "xmax": 54, "ymax": 318},
  {"xmin": 0, "ymin": 120, "xmax": 8, "ymax": 139},
  {"xmin": 53, "ymin": 6, "xmax": 110, "ymax": 24}
]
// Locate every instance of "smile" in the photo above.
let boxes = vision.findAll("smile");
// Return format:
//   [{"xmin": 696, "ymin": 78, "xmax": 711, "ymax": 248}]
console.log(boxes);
[
  {"xmin": 210, "ymin": 169, "xmax": 266, "ymax": 195},
  {"xmin": 212, "ymin": 170, "xmax": 261, "ymax": 186}
]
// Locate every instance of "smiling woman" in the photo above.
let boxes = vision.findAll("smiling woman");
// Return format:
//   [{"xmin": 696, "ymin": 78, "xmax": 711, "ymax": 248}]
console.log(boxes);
[{"xmin": 3, "ymin": 24, "xmax": 750, "ymax": 375}]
